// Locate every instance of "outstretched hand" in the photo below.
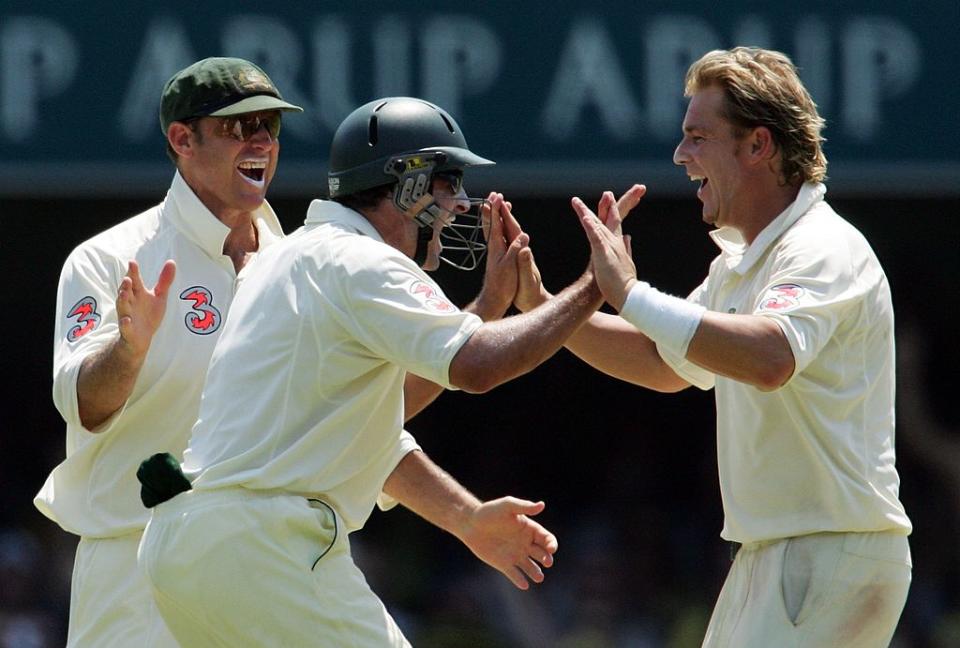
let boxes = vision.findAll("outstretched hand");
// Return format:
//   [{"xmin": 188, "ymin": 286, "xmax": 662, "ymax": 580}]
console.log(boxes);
[
  {"xmin": 515, "ymin": 184, "xmax": 646, "ymax": 312},
  {"xmin": 572, "ymin": 192, "xmax": 638, "ymax": 311},
  {"xmin": 471, "ymin": 193, "xmax": 529, "ymax": 320},
  {"xmin": 616, "ymin": 184, "xmax": 647, "ymax": 222},
  {"xmin": 458, "ymin": 497, "xmax": 558, "ymax": 590},
  {"xmin": 116, "ymin": 259, "xmax": 176, "ymax": 357}
]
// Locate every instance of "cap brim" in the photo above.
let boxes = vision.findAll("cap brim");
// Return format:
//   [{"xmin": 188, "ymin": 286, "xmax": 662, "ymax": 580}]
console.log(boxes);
[
  {"xmin": 427, "ymin": 146, "xmax": 495, "ymax": 168},
  {"xmin": 210, "ymin": 95, "xmax": 303, "ymax": 116}
]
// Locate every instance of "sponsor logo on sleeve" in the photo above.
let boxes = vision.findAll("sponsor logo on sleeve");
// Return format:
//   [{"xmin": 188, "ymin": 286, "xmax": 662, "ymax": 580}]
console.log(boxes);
[
  {"xmin": 179, "ymin": 286, "xmax": 222, "ymax": 335},
  {"xmin": 410, "ymin": 280, "xmax": 455, "ymax": 313},
  {"xmin": 66, "ymin": 296, "xmax": 101, "ymax": 341},
  {"xmin": 759, "ymin": 283, "xmax": 806, "ymax": 311}
]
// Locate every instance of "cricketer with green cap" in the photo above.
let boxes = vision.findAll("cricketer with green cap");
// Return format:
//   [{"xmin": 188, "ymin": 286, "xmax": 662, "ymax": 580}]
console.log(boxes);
[
  {"xmin": 159, "ymin": 56, "xmax": 302, "ymax": 133},
  {"xmin": 34, "ymin": 56, "xmax": 301, "ymax": 648}
]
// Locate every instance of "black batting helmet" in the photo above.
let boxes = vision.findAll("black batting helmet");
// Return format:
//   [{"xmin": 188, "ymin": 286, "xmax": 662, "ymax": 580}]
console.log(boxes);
[{"xmin": 327, "ymin": 97, "xmax": 495, "ymax": 270}]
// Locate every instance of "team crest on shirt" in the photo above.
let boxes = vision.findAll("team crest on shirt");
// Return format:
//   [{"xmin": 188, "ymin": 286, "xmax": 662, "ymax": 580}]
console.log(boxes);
[
  {"xmin": 66, "ymin": 296, "xmax": 102, "ymax": 342},
  {"xmin": 409, "ymin": 281, "xmax": 455, "ymax": 313},
  {"xmin": 759, "ymin": 283, "xmax": 806, "ymax": 311},
  {"xmin": 179, "ymin": 286, "xmax": 222, "ymax": 335}
]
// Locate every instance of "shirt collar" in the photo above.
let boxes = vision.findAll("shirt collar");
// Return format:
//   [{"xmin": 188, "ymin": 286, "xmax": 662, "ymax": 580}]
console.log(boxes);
[
  {"xmin": 304, "ymin": 199, "xmax": 384, "ymax": 243},
  {"xmin": 163, "ymin": 171, "xmax": 284, "ymax": 260},
  {"xmin": 708, "ymin": 182, "xmax": 826, "ymax": 274}
]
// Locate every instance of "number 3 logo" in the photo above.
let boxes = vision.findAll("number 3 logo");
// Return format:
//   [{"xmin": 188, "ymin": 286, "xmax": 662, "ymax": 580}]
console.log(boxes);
[
  {"xmin": 66, "ymin": 296, "xmax": 102, "ymax": 342},
  {"xmin": 179, "ymin": 286, "xmax": 222, "ymax": 335}
]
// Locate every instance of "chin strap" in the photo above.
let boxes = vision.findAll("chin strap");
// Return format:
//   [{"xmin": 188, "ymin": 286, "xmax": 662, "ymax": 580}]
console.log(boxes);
[{"xmin": 403, "ymin": 193, "xmax": 441, "ymax": 267}]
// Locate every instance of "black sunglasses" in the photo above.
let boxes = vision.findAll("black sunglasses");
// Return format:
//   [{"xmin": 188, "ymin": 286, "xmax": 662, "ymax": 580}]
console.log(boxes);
[{"xmin": 189, "ymin": 112, "xmax": 282, "ymax": 142}]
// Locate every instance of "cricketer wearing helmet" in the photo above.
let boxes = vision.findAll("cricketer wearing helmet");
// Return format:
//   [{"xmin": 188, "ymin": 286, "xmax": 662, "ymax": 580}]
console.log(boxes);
[
  {"xmin": 136, "ymin": 96, "xmax": 617, "ymax": 647},
  {"xmin": 327, "ymin": 96, "xmax": 492, "ymax": 271}
]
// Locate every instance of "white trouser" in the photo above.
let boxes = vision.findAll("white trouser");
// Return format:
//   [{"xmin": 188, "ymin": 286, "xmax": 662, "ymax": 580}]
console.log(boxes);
[
  {"xmin": 138, "ymin": 488, "xmax": 411, "ymax": 648},
  {"xmin": 68, "ymin": 533, "xmax": 180, "ymax": 648},
  {"xmin": 703, "ymin": 531, "xmax": 912, "ymax": 648}
]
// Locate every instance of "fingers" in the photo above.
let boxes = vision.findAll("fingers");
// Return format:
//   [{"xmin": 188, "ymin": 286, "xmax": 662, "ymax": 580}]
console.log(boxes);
[
  {"xmin": 501, "ymin": 496, "xmax": 545, "ymax": 515},
  {"xmin": 518, "ymin": 557, "xmax": 545, "ymax": 585},
  {"xmin": 503, "ymin": 232, "xmax": 529, "ymax": 265},
  {"xmin": 126, "ymin": 260, "xmax": 144, "ymax": 293},
  {"xmin": 615, "ymin": 183, "xmax": 647, "ymax": 220},
  {"xmin": 506, "ymin": 566, "xmax": 530, "ymax": 590},
  {"xmin": 498, "ymin": 196, "xmax": 524, "ymax": 243},
  {"xmin": 487, "ymin": 193, "xmax": 504, "ymax": 247},
  {"xmin": 597, "ymin": 191, "xmax": 623, "ymax": 235},
  {"xmin": 154, "ymin": 260, "xmax": 177, "ymax": 300},
  {"xmin": 571, "ymin": 197, "xmax": 605, "ymax": 246},
  {"xmin": 481, "ymin": 193, "xmax": 494, "ymax": 242}
]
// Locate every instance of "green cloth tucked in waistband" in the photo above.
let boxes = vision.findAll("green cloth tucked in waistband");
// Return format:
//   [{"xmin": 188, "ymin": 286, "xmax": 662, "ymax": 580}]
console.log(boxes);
[{"xmin": 137, "ymin": 452, "xmax": 192, "ymax": 508}]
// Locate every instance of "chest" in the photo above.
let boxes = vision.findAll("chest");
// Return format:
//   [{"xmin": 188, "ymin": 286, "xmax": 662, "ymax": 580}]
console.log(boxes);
[
  {"xmin": 706, "ymin": 261, "xmax": 776, "ymax": 316},
  {"xmin": 136, "ymin": 259, "xmax": 240, "ymax": 390}
]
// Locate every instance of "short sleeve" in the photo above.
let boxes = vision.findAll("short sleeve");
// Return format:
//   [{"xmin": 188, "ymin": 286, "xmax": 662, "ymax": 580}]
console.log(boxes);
[
  {"xmin": 751, "ymin": 235, "xmax": 867, "ymax": 377},
  {"xmin": 376, "ymin": 430, "xmax": 423, "ymax": 511},
  {"xmin": 52, "ymin": 246, "xmax": 125, "ymax": 429},
  {"xmin": 336, "ymin": 249, "xmax": 483, "ymax": 389}
]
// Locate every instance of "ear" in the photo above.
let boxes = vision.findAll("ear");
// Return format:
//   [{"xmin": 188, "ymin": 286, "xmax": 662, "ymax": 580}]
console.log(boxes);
[
  {"xmin": 748, "ymin": 126, "xmax": 778, "ymax": 164},
  {"xmin": 167, "ymin": 122, "xmax": 197, "ymax": 159}
]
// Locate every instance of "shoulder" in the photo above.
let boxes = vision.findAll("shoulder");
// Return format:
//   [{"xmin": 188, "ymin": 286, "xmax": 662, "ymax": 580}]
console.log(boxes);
[
  {"xmin": 68, "ymin": 204, "xmax": 163, "ymax": 262},
  {"xmin": 304, "ymin": 222, "xmax": 413, "ymax": 277},
  {"xmin": 778, "ymin": 201, "xmax": 877, "ymax": 264}
]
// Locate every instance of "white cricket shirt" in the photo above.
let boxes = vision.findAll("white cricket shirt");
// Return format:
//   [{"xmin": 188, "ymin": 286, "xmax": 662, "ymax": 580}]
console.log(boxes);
[
  {"xmin": 659, "ymin": 183, "xmax": 911, "ymax": 544},
  {"xmin": 35, "ymin": 172, "xmax": 283, "ymax": 538},
  {"xmin": 182, "ymin": 199, "xmax": 483, "ymax": 532}
]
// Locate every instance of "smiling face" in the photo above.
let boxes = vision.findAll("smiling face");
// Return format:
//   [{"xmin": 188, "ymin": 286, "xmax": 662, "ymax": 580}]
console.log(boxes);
[
  {"xmin": 673, "ymin": 86, "xmax": 752, "ymax": 231},
  {"xmin": 171, "ymin": 111, "xmax": 281, "ymax": 225}
]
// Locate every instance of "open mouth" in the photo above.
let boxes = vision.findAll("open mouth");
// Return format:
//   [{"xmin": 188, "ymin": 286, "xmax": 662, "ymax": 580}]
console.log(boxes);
[
  {"xmin": 690, "ymin": 174, "xmax": 708, "ymax": 197},
  {"xmin": 237, "ymin": 160, "xmax": 267, "ymax": 185}
]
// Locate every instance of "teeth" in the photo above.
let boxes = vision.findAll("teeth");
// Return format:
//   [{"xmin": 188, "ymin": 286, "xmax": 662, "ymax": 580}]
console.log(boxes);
[
  {"xmin": 690, "ymin": 175, "xmax": 704, "ymax": 182},
  {"xmin": 238, "ymin": 160, "xmax": 267, "ymax": 169}
]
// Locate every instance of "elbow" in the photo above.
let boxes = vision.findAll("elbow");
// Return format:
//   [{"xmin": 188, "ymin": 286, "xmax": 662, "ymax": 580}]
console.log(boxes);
[
  {"xmin": 451, "ymin": 368, "xmax": 501, "ymax": 394},
  {"xmin": 753, "ymin": 355, "xmax": 795, "ymax": 392}
]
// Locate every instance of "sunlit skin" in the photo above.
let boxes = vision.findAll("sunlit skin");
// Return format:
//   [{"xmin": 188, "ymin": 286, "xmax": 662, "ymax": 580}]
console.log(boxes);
[
  {"xmin": 672, "ymin": 86, "xmax": 753, "ymax": 232},
  {"xmin": 167, "ymin": 111, "xmax": 281, "ymax": 230},
  {"xmin": 673, "ymin": 86, "xmax": 798, "ymax": 245}
]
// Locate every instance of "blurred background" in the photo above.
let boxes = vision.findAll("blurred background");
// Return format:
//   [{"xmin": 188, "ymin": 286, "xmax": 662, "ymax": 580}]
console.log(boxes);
[{"xmin": 2, "ymin": 2, "xmax": 958, "ymax": 646}]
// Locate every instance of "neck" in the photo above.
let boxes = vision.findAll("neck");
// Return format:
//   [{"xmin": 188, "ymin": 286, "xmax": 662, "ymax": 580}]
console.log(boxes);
[
  {"xmin": 222, "ymin": 216, "xmax": 259, "ymax": 272},
  {"xmin": 737, "ymin": 180, "xmax": 802, "ymax": 245},
  {"xmin": 363, "ymin": 201, "xmax": 415, "ymax": 257}
]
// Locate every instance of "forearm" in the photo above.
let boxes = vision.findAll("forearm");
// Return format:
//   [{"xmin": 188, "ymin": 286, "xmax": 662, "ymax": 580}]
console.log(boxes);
[
  {"xmin": 449, "ymin": 272, "xmax": 604, "ymax": 393},
  {"xmin": 76, "ymin": 334, "xmax": 146, "ymax": 430},
  {"xmin": 685, "ymin": 311, "xmax": 794, "ymax": 390},
  {"xmin": 565, "ymin": 311, "xmax": 689, "ymax": 392},
  {"xmin": 382, "ymin": 450, "xmax": 480, "ymax": 541}
]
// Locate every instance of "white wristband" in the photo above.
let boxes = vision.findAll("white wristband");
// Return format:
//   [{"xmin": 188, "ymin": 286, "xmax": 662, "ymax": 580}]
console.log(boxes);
[{"xmin": 619, "ymin": 281, "xmax": 706, "ymax": 357}]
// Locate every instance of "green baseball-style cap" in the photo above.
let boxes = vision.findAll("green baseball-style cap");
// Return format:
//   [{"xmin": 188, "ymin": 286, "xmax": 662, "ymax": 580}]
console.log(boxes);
[{"xmin": 159, "ymin": 57, "xmax": 303, "ymax": 133}]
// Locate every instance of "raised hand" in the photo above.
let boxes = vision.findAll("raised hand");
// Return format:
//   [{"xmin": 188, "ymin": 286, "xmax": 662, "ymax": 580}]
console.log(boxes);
[
  {"xmin": 117, "ymin": 259, "xmax": 177, "ymax": 357},
  {"xmin": 458, "ymin": 497, "xmax": 558, "ymax": 590},
  {"xmin": 471, "ymin": 193, "xmax": 529, "ymax": 320},
  {"xmin": 572, "ymin": 192, "xmax": 637, "ymax": 311},
  {"xmin": 615, "ymin": 184, "xmax": 647, "ymax": 223}
]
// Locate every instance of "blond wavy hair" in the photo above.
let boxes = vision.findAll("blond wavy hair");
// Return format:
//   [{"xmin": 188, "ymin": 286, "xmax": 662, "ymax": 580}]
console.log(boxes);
[{"xmin": 685, "ymin": 47, "xmax": 827, "ymax": 185}]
